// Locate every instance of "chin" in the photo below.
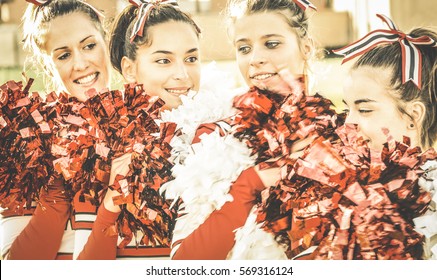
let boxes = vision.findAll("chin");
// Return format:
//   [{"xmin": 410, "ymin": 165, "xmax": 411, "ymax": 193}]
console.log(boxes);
[
  {"xmin": 167, "ymin": 102, "xmax": 181, "ymax": 110},
  {"xmin": 69, "ymin": 86, "xmax": 92, "ymax": 100},
  {"xmin": 88, "ymin": 83, "xmax": 106, "ymax": 93}
]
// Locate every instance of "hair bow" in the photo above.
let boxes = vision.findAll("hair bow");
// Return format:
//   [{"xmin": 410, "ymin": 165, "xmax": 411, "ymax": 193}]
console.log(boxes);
[
  {"xmin": 293, "ymin": 0, "xmax": 317, "ymax": 11},
  {"xmin": 333, "ymin": 14, "xmax": 437, "ymax": 89},
  {"xmin": 129, "ymin": 0, "xmax": 179, "ymax": 43}
]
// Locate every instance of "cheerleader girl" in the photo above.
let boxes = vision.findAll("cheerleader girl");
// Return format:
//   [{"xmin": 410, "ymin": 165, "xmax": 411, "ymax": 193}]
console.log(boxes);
[
  {"xmin": 77, "ymin": 0, "xmax": 208, "ymax": 259},
  {"xmin": 168, "ymin": 0, "xmax": 321, "ymax": 259},
  {"xmin": 336, "ymin": 15, "xmax": 437, "ymax": 259},
  {"xmin": 2, "ymin": 0, "xmax": 111, "ymax": 259}
]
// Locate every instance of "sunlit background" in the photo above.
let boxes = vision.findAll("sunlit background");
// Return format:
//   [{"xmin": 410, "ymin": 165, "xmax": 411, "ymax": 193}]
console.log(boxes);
[{"xmin": 1, "ymin": 0, "xmax": 436, "ymax": 110}]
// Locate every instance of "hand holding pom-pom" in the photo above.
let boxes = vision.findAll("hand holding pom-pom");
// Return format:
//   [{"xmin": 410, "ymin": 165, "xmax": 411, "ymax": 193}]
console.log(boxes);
[{"xmin": 85, "ymin": 84, "xmax": 178, "ymax": 248}]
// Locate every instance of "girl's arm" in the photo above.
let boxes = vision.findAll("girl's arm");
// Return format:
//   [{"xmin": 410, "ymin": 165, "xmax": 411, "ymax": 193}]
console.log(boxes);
[
  {"xmin": 76, "ymin": 189, "xmax": 120, "ymax": 260},
  {"xmin": 7, "ymin": 179, "xmax": 71, "ymax": 260},
  {"xmin": 76, "ymin": 154, "xmax": 130, "ymax": 260},
  {"xmin": 171, "ymin": 165, "xmax": 271, "ymax": 259},
  {"xmin": 171, "ymin": 124, "xmax": 280, "ymax": 259}
]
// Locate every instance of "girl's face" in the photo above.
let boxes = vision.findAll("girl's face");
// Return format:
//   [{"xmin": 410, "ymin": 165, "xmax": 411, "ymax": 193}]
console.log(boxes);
[
  {"xmin": 233, "ymin": 11, "xmax": 308, "ymax": 90},
  {"xmin": 343, "ymin": 67, "xmax": 418, "ymax": 151},
  {"xmin": 45, "ymin": 12, "xmax": 110, "ymax": 101},
  {"xmin": 123, "ymin": 20, "xmax": 201, "ymax": 110}
]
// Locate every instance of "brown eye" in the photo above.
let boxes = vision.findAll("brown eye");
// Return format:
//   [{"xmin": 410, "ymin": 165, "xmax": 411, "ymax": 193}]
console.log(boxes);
[
  {"xmin": 84, "ymin": 43, "xmax": 96, "ymax": 50},
  {"xmin": 265, "ymin": 41, "xmax": 280, "ymax": 49},
  {"xmin": 185, "ymin": 56, "xmax": 198, "ymax": 63},
  {"xmin": 237, "ymin": 45, "xmax": 251, "ymax": 54},
  {"xmin": 57, "ymin": 53, "xmax": 70, "ymax": 60},
  {"xmin": 156, "ymin": 59, "xmax": 171, "ymax": 64}
]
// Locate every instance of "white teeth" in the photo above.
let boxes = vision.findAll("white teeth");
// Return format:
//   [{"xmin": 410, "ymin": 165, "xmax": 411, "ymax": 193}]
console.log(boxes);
[
  {"xmin": 252, "ymin": 73, "xmax": 274, "ymax": 80},
  {"xmin": 76, "ymin": 73, "xmax": 97, "ymax": 85},
  {"xmin": 167, "ymin": 89, "xmax": 188, "ymax": 94}
]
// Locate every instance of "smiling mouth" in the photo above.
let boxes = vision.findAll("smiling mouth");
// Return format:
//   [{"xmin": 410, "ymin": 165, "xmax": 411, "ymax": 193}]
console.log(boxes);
[
  {"xmin": 74, "ymin": 72, "xmax": 99, "ymax": 85},
  {"xmin": 166, "ymin": 88, "xmax": 190, "ymax": 96},
  {"xmin": 250, "ymin": 73, "xmax": 277, "ymax": 80}
]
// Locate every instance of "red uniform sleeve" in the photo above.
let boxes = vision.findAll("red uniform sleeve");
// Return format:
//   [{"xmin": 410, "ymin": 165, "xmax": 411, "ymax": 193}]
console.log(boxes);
[
  {"xmin": 76, "ymin": 204, "xmax": 119, "ymax": 260},
  {"xmin": 172, "ymin": 166, "xmax": 264, "ymax": 260},
  {"xmin": 7, "ymin": 179, "xmax": 71, "ymax": 260}
]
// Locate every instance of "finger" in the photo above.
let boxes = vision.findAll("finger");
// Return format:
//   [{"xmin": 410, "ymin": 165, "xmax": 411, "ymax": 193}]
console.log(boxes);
[
  {"xmin": 109, "ymin": 153, "xmax": 132, "ymax": 186},
  {"xmin": 289, "ymin": 150, "xmax": 305, "ymax": 160},
  {"xmin": 291, "ymin": 135, "xmax": 318, "ymax": 153}
]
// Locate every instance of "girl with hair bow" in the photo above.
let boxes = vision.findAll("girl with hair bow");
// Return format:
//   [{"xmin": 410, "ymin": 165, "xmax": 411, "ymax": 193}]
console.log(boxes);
[{"xmin": 1, "ymin": 0, "xmax": 110, "ymax": 260}]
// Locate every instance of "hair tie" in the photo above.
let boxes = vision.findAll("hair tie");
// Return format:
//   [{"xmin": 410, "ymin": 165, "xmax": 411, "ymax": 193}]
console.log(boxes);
[
  {"xmin": 333, "ymin": 14, "xmax": 437, "ymax": 89},
  {"xmin": 129, "ymin": 0, "xmax": 179, "ymax": 43}
]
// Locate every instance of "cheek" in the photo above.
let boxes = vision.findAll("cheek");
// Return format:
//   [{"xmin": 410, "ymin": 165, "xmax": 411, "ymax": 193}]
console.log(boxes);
[
  {"xmin": 283, "ymin": 53, "xmax": 304, "ymax": 73},
  {"xmin": 360, "ymin": 119, "xmax": 395, "ymax": 147},
  {"xmin": 345, "ymin": 115, "xmax": 375, "ymax": 141},
  {"xmin": 136, "ymin": 63, "xmax": 154, "ymax": 84},
  {"xmin": 53, "ymin": 62, "xmax": 70, "ymax": 85},
  {"xmin": 358, "ymin": 122, "xmax": 374, "ymax": 137},
  {"xmin": 142, "ymin": 77, "xmax": 161, "ymax": 96},
  {"xmin": 236, "ymin": 55, "xmax": 248, "ymax": 73},
  {"xmin": 277, "ymin": 43, "xmax": 304, "ymax": 66},
  {"xmin": 96, "ymin": 50, "xmax": 108, "ymax": 70},
  {"xmin": 384, "ymin": 118, "xmax": 410, "ymax": 141},
  {"xmin": 191, "ymin": 68, "xmax": 201, "ymax": 90},
  {"xmin": 91, "ymin": 51, "xmax": 108, "ymax": 82}
]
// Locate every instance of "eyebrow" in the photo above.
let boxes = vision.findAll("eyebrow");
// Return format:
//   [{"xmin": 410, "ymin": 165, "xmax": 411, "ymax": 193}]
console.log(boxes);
[
  {"xmin": 261, "ymin": 34, "xmax": 284, "ymax": 39},
  {"xmin": 342, "ymin": 98, "xmax": 377, "ymax": 105},
  {"xmin": 152, "ymin": 48, "xmax": 199, "ymax": 55},
  {"xmin": 52, "ymin": 35, "xmax": 95, "ymax": 52},
  {"xmin": 235, "ymin": 34, "xmax": 284, "ymax": 44}
]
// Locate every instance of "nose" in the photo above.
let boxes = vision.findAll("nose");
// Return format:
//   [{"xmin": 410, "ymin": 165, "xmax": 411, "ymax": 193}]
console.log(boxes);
[
  {"xmin": 344, "ymin": 110, "xmax": 357, "ymax": 124},
  {"xmin": 72, "ymin": 51, "xmax": 89, "ymax": 71},
  {"xmin": 249, "ymin": 47, "xmax": 267, "ymax": 67},
  {"xmin": 173, "ymin": 61, "xmax": 189, "ymax": 80}
]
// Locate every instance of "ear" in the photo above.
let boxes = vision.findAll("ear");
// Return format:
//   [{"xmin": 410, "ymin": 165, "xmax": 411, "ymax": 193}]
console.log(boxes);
[
  {"xmin": 407, "ymin": 101, "xmax": 426, "ymax": 129},
  {"xmin": 121, "ymin": 57, "xmax": 137, "ymax": 83},
  {"xmin": 300, "ymin": 37, "xmax": 313, "ymax": 60}
]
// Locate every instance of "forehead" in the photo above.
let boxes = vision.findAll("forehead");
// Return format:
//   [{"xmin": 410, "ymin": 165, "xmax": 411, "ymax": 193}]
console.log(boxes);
[
  {"xmin": 344, "ymin": 67, "xmax": 394, "ymax": 101},
  {"xmin": 141, "ymin": 21, "xmax": 199, "ymax": 53},
  {"xmin": 44, "ymin": 12, "xmax": 102, "ymax": 52},
  {"xmin": 233, "ymin": 11, "xmax": 295, "ymax": 40}
]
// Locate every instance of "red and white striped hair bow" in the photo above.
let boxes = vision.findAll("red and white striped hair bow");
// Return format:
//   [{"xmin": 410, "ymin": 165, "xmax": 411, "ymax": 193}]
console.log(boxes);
[
  {"xmin": 333, "ymin": 14, "xmax": 437, "ymax": 89},
  {"xmin": 26, "ymin": 0, "xmax": 104, "ymax": 18},
  {"xmin": 129, "ymin": 0, "xmax": 179, "ymax": 43},
  {"xmin": 293, "ymin": 0, "xmax": 317, "ymax": 11}
]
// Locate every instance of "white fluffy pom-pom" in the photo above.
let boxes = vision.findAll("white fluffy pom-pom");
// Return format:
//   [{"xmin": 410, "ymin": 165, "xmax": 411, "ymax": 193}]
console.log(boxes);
[{"xmin": 227, "ymin": 206, "xmax": 287, "ymax": 260}]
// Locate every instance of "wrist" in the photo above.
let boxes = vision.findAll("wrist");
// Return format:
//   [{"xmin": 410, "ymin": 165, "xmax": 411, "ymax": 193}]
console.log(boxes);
[
  {"xmin": 254, "ymin": 164, "xmax": 281, "ymax": 189},
  {"xmin": 103, "ymin": 189, "xmax": 121, "ymax": 213}
]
